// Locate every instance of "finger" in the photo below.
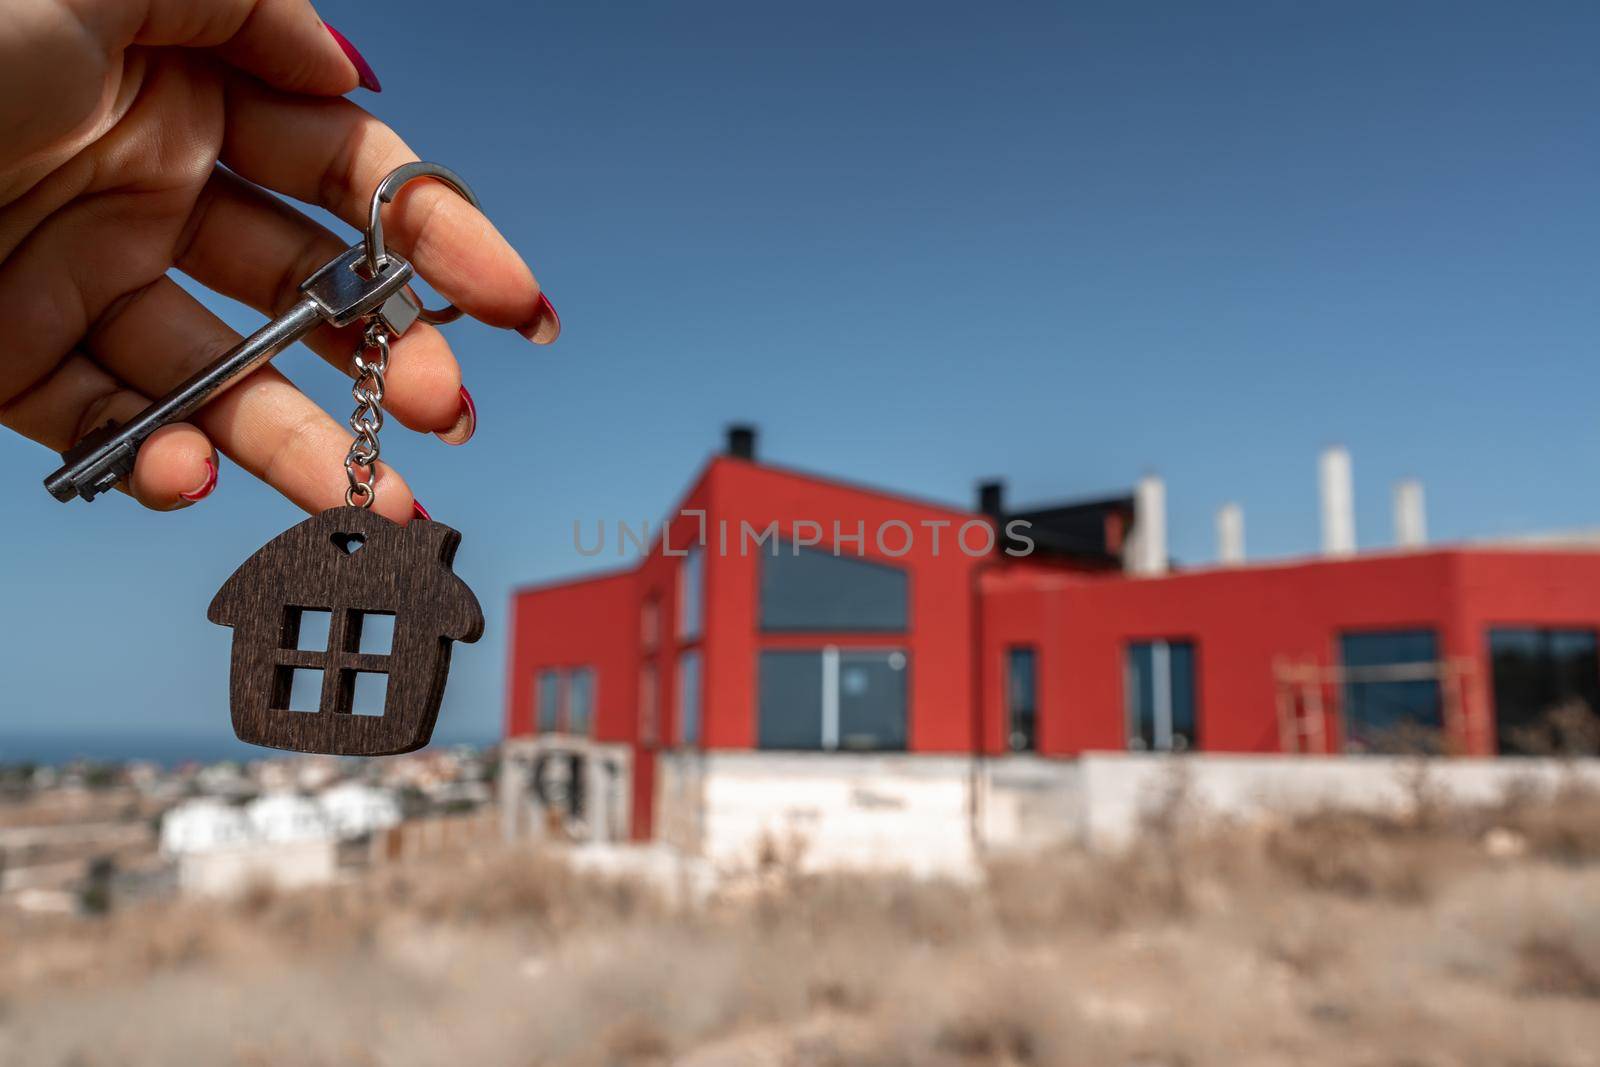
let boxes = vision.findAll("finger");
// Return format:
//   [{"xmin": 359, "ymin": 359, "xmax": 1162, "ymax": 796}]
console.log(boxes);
[
  {"xmin": 176, "ymin": 168, "xmax": 468, "ymax": 436},
  {"xmin": 0, "ymin": 352, "xmax": 218, "ymax": 510},
  {"xmin": 219, "ymin": 78, "xmax": 560, "ymax": 342},
  {"xmin": 71, "ymin": 0, "xmax": 363, "ymax": 95},
  {"xmin": 85, "ymin": 276, "xmax": 419, "ymax": 523}
]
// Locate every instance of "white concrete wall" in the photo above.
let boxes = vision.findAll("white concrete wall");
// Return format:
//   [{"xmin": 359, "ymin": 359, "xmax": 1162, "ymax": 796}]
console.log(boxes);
[
  {"xmin": 656, "ymin": 752, "xmax": 978, "ymax": 878},
  {"xmin": 1075, "ymin": 752, "xmax": 1600, "ymax": 847},
  {"xmin": 652, "ymin": 750, "xmax": 1600, "ymax": 875},
  {"xmin": 176, "ymin": 839, "xmax": 339, "ymax": 897},
  {"xmin": 977, "ymin": 755, "xmax": 1084, "ymax": 853}
]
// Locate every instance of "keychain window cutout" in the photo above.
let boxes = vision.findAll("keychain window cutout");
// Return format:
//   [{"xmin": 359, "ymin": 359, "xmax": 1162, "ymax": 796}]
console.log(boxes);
[
  {"xmin": 286, "ymin": 608, "xmax": 333, "ymax": 652},
  {"xmin": 274, "ymin": 667, "xmax": 326, "ymax": 713},
  {"xmin": 349, "ymin": 671, "xmax": 390, "ymax": 716},
  {"xmin": 351, "ymin": 611, "xmax": 396, "ymax": 655}
]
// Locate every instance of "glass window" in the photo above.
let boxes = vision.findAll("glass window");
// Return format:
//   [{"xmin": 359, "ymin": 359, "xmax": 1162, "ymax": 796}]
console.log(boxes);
[
  {"xmin": 760, "ymin": 542, "xmax": 908, "ymax": 632},
  {"xmin": 758, "ymin": 651, "xmax": 825, "ymax": 750},
  {"xmin": 639, "ymin": 664, "xmax": 659, "ymax": 746},
  {"xmin": 838, "ymin": 651, "xmax": 909, "ymax": 750},
  {"xmin": 678, "ymin": 549, "xmax": 702, "ymax": 641},
  {"xmin": 536, "ymin": 669, "xmax": 562, "ymax": 733},
  {"xmin": 757, "ymin": 648, "xmax": 908, "ymax": 751},
  {"xmin": 1339, "ymin": 630, "xmax": 1442, "ymax": 753},
  {"xmin": 1125, "ymin": 640, "xmax": 1196, "ymax": 752},
  {"xmin": 677, "ymin": 650, "xmax": 701, "ymax": 746},
  {"xmin": 1489, "ymin": 628, "xmax": 1600, "ymax": 755},
  {"xmin": 568, "ymin": 667, "xmax": 596, "ymax": 736},
  {"xmin": 1006, "ymin": 647, "xmax": 1037, "ymax": 752}
]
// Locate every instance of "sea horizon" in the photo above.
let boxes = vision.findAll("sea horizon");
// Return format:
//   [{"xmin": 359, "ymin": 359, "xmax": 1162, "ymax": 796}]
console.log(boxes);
[{"xmin": 0, "ymin": 728, "xmax": 497, "ymax": 768}]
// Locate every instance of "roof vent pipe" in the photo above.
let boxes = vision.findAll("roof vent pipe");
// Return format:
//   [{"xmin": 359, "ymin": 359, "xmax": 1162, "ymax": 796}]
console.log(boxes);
[
  {"xmin": 1319, "ymin": 446, "xmax": 1356, "ymax": 557},
  {"xmin": 977, "ymin": 480, "xmax": 1005, "ymax": 520},
  {"xmin": 725, "ymin": 424, "xmax": 757, "ymax": 461},
  {"xmin": 1394, "ymin": 479, "xmax": 1426, "ymax": 548},
  {"xmin": 1127, "ymin": 474, "xmax": 1168, "ymax": 576},
  {"xmin": 1216, "ymin": 502, "xmax": 1245, "ymax": 565}
]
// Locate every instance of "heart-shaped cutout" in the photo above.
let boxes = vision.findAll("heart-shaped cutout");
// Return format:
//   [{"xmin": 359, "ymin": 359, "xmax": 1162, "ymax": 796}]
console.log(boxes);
[{"xmin": 331, "ymin": 532, "xmax": 366, "ymax": 556}]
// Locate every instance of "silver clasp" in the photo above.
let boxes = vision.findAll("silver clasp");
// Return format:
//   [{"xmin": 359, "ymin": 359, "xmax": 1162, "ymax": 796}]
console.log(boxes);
[{"xmin": 363, "ymin": 162, "xmax": 483, "ymax": 326}]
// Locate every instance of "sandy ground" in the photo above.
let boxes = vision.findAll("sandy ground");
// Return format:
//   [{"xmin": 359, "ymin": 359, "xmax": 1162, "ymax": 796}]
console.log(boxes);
[{"xmin": 1, "ymin": 785, "xmax": 1598, "ymax": 1067}]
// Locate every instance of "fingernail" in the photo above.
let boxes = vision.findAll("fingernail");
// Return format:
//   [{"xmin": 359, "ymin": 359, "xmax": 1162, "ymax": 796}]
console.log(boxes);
[
  {"xmin": 412, "ymin": 499, "xmax": 432, "ymax": 522},
  {"xmin": 518, "ymin": 292, "xmax": 561, "ymax": 345},
  {"xmin": 434, "ymin": 386, "xmax": 477, "ymax": 446},
  {"xmin": 324, "ymin": 23, "xmax": 382, "ymax": 93},
  {"xmin": 180, "ymin": 458, "xmax": 218, "ymax": 503}
]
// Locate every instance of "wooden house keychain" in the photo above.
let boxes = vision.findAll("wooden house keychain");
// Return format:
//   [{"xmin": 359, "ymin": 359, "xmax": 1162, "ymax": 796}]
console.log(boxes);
[{"xmin": 44, "ymin": 163, "xmax": 487, "ymax": 756}]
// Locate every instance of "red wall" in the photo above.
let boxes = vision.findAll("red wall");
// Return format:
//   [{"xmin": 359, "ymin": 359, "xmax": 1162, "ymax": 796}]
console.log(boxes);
[
  {"xmin": 979, "ymin": 549, "xmax": 1600, "ymax": 757},
  {"xmin": 505, "ymin": 569, "xmax": 638, "ymax": 742}
]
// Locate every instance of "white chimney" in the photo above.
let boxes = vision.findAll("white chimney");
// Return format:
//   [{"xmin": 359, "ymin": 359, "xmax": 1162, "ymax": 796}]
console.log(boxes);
[
  {"xmin": 1127, "ymin": 474, "xmax": 1168, "ymax": 576},
  {"xmin": 1216, "ymin": 502, "xmax": 1245, "ymax": 565},
  {"xmin": 1319, "ymin": 446, "xmax": 1355, "ymax": 557},
  {"xmin": 1394, "ymin": 479, "xmax": 1426, "ymax": 548}
]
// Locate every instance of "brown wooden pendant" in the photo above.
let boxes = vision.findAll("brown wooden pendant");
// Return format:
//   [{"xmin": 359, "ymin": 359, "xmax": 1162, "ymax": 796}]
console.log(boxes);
[{"xmin": 208, "ymin": 506, "xmax": 484, "ymax": 756}]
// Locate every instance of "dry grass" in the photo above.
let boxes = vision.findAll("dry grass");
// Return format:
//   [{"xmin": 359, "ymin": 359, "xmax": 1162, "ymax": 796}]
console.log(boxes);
[{"xmin": 3, "ymin": 781, "xmax": 1600, "ymax": 1066}]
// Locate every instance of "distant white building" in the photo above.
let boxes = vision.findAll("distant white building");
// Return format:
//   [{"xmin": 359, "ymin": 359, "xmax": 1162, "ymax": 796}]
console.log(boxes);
[
  {"xmin": 318, "ymin": 782, "xmax": 402, "ymax": 838},
  {"xmin": 159, "ymin": 798, "xmax": 252, "ymax": 856},
  {"xmin": 194, "ymin": 762, "xmax": 253, "ymax": 799},
  {"xmin": 245, "ymin": 792, "xmax": 333, "ymax": 844}
]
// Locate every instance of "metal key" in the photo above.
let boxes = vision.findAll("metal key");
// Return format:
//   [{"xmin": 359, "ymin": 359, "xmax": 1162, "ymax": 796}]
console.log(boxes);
[{"xmin": 44, "ymin": 244, "xmax": 421, "ymax": 503}]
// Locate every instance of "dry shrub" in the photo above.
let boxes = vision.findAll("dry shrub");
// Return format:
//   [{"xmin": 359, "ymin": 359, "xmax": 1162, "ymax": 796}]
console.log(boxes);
[
  {"xmin": 987, "ymin": 840, "xmax": 1197, "ymax": 933},
  {"xmin": 754, "ymin": 870, "xmax": 977, "ymax": 945},
  {"xmin": 1263, "ymin": 810, "xmax": 1453, "ymax": 904},
  {"xmin": 600, "ymin": 1016, "xmax": 673, "ymax": 1064},
  {"xmin": 854, "ymin": 959, "xmax": 1115, "ymax": 1067},
  {"xmin": 987, "ymin": 766, "xmax": 1204, "ymax": 933},
  {"xmin": 932, "ymin": 1011, "xmax": 1041, "ymax": 1064},
  {"xmin": 1490, "ymin": 779, "xmax": 1600, "ymax": 865},
  {"xmin": 369, "ymin": 846, "xmax": 662, "ymax": 931},
  {"xmin": 1518, "ymin": 936, "xmax": 1600, "ymax": 999}
]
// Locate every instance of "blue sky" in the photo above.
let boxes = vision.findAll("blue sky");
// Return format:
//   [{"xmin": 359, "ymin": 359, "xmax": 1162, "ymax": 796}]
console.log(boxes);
[{"xmin": 2, "ymin": 1, "xmax": 1597, "ymax": 759}]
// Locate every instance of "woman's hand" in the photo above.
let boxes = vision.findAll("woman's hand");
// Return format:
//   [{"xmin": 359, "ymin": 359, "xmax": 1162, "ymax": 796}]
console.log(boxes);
[{"xmin": 0, "ymin": 0, "xmax": 558, "ymax": 520}]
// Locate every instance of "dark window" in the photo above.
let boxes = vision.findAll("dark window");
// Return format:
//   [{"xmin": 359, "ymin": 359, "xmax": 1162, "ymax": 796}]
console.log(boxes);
[
  {"xmin": 1339, "ymin": 630, "xmax": 1442, "ymax": 753},
  {"xmin": 1489, "ymin": 628, "xmax": 1600, "ymax": 756},
  {"xmin": 677, "ymin": 651, "xmax": 701, "ymax": 746},
  {"xmin": 1125, "ymin": 640, "xmax": 1196, "ymax": 751},
  {"xmin": 758, "ymin": 651, "xmax": 826, "ymax": 750},
  {"xmin": 757, "ymin": 648, "xmax": 908, "ymax": 751},
  {"xmin": 568, "ymin": 667, "xmax": 596, "ymax": 736},
  {"xmin": 1006, "ymin": 648, "xmax": 1037, "ymax": 752},
  {"xmin": 760, "ymin": 542, "xmax": 908, "ymax": 632},
  {"xmin": 678, "ymin": 549, "xmax": 703, "ymax": 640},
  {"xmin": 838, "ymin": 651, "xmax": 909, "ymax": 750},
  {"xmin": 536, "ymin": 670, "xmax": 562, "ymax": 733}
]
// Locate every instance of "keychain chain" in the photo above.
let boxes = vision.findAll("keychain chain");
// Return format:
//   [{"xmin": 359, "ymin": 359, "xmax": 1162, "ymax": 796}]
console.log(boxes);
[{"xmin": 344, "ymin": 320, "xmax": 392, "ymax": 508}]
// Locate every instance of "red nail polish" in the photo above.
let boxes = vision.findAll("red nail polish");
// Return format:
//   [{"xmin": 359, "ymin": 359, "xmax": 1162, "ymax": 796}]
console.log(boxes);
[
  {"xmin": 325, "ymin": 23, "xmax": 382, "ymax": 92},
  {"xmin": 518, "ymin": 292, "xmax": 560, "ymax": 344},
  {"xmin": 435, "ymin": 386, "xmax": 477, "ymax": 446},
  {"xmin": 180, "ymin": 458, "xmax": 218, "ymax": 503},
  {"xmin": 412, "ymin": 499, "xmax": 432, "ymax": 522}
]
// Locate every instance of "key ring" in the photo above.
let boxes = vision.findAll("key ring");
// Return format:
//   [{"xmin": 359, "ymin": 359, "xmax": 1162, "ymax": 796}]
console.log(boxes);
[{"xmin": 364, "ymin": 162, "xmax": 481, "ymax": 326}]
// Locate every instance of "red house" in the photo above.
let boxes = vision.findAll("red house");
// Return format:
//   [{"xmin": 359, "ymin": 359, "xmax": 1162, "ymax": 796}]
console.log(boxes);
[{"xmin": 507, "ymin": 427, "xmax": 1600, "ymax": 840}]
